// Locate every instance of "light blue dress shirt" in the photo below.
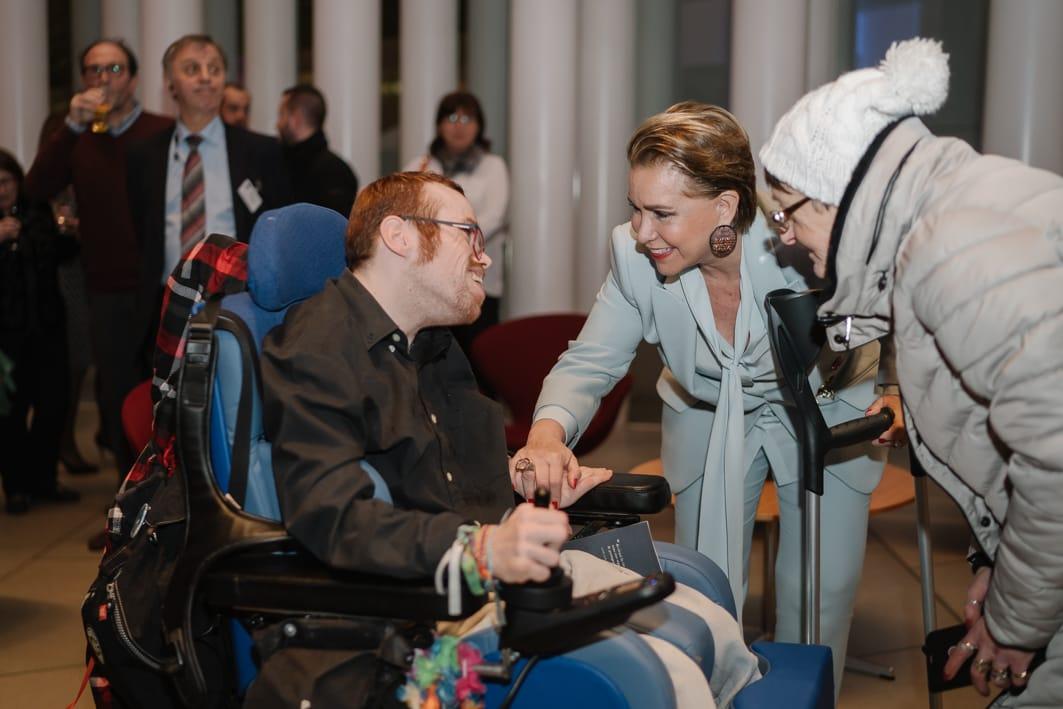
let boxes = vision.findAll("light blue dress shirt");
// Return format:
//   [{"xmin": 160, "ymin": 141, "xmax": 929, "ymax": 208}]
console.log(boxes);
[{"xmin": 163, "ymin": 116, "xmax": 235, "ymax": 282}]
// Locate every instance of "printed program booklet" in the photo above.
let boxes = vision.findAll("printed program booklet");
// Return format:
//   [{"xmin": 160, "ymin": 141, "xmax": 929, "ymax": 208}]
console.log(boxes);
[{"xmin": 562, "ymin": 520, "xmax": 662, "ymax": 576}]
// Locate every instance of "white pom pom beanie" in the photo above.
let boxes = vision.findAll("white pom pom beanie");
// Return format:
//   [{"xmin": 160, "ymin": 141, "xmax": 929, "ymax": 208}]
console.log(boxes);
[{"xmin": 759, "ymin": 37, "xmax": 950, "ymax": 205}]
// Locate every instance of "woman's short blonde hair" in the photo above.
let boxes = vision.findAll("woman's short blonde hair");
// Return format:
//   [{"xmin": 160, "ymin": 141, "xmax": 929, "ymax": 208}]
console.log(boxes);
[{"xmin": 627, "ymin": 101, "xmax": 757, "ymax": 235}]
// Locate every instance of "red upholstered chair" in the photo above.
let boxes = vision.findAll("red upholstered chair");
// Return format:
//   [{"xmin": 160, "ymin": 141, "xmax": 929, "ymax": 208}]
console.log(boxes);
[
  {"xmin": 121, "ymin": 379, "xmax": 154, "ymax": 456},
  {"xmin": 468, "ymin": 314, "xmax": 633, "ymax": 457}
]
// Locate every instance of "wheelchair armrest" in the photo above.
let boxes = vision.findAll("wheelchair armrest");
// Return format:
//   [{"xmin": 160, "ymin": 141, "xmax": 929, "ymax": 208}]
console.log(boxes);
[
  {"xmin": 565, "ymin": 473, "xmax": 671, "ymax": 515},
  {"xmin": 200, "ymin": 542, "xmax": 485, "ymax": 622}
]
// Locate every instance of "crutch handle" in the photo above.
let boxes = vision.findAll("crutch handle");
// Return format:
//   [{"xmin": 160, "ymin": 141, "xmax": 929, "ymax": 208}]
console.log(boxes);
[{"xmin": 829, "ymin": 408, "xmax": 895, "ymax": 449}]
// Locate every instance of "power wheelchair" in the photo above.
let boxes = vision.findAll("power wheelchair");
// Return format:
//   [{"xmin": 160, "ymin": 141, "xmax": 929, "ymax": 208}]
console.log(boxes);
[{"xmin": 155, "ymin": 203, "xmax": 835, "ymax": 708}]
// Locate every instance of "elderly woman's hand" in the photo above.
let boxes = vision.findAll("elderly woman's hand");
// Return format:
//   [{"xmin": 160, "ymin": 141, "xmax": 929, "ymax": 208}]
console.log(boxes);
[
  {"xmin": 510, "ymin": 420, "xmax": 612, "ymax": 507},
  {"xmin": 942, "ymin": 613, "xmax": 1037, "ymax": 696},
  {"xmin": 866, "ymin": 394, "xmax": 907, "ymax": 448}
]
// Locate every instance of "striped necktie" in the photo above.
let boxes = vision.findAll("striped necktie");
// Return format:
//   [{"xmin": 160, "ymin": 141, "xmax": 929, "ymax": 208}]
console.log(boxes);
[{"xmin": 180, "ymin": 134, "xmax": 205, "ymax": 254}]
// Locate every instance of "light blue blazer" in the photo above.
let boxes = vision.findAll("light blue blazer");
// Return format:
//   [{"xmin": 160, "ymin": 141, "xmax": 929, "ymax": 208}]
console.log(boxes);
[{"xmin": 534, "ymin": 216, "xmax": 886, "ymax": 603}]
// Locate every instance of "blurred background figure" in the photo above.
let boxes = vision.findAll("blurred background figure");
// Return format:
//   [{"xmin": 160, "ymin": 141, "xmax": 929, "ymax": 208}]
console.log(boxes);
[
  {"xmin": 0, "ymin": 148, "xmax": 81, "ymax": 515},
  {"xmin": 276, "ymin": 83, "xmax": 358, "ymax": 216},
  {"xmin": 405, "ymin": 91, "xmax": 509, "ymax": 356},
  {"xmin": 221, "ymin": 81, "xmax": 251, "ymax": 129},
  {"xmin": 36, "ymin": 113, "xmax": 97, "ymax": 477}
]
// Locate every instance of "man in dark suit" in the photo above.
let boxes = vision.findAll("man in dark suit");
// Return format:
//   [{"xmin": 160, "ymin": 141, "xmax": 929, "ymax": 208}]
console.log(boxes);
[{"xmin": 126, "ymin": 34, "xmax": 290, "ymax": 320}]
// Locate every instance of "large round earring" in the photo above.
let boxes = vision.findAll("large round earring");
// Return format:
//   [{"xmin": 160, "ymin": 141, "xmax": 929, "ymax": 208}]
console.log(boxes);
[{"xmin": 709, "ymin": 224, "xmax": 738, "ymax": 258}]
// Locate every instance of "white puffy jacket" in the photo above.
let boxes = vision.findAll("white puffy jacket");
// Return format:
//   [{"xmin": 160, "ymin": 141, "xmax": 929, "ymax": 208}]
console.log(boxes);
[{"xmin": 819, "ymin": 117, "xmax": 1063, "ymax": 650}]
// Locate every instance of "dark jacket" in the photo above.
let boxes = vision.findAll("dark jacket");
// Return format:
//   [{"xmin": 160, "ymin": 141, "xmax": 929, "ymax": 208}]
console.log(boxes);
[
  {"xmin": 0, "ymin": 199, "xmax": 76, "ymax": 334},
  {"xmin": 282, "ymin": 130, "xmax": 358, "ymax": 218},
  {"xmin": 125, "ymin": 122, "xmax": 292, "ymax": 295}
]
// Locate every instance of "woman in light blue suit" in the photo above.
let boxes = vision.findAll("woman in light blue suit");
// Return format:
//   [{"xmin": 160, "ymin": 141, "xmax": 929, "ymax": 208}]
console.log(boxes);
[{"xmin": 513, "ymin": 102, "xmax": 905, "ymax": 693}]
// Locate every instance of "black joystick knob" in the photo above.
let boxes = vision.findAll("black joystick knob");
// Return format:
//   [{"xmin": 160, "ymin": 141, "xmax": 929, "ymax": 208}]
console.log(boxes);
[{"xmin": 498, "ymin": 490, "xmax": 572, "ymax": 611}]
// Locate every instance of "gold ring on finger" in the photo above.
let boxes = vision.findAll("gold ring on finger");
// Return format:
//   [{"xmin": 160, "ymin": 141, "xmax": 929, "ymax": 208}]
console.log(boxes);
[
  {"xmin": 990, "ymin": 668, "xmax": 1011, "ymax": 685},
  {"xmin": 972, "ymin": 658, "xmax": 992, "ymax": 673},
  {"xmin": 957, "ymin": 640, "xmax": 978, "ymax": 654},
  {"xmin": 1013, "ymin": 669, "xmax": 1029, "ymax": 681},
  {"xmin": 514, "ymin": 457, "xmax": 535, "ymax": 475}
]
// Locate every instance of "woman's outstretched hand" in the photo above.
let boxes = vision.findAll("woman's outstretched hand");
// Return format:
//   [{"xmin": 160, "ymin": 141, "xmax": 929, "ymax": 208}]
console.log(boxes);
[{"xmin": 510, "ymin": 420, "xmax": 612, "ymax": 507}]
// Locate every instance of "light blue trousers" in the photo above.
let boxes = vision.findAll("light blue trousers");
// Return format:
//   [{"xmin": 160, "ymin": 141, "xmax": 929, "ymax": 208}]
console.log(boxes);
[{"xmin": 674, "ymin": 450, "xmax": 870, "ymax": 696}]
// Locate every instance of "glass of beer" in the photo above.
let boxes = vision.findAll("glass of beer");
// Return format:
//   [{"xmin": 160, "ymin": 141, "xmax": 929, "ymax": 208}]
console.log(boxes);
[{"xmin": 91, "ymin": 101, "xmax": 112, "ymax": 134}]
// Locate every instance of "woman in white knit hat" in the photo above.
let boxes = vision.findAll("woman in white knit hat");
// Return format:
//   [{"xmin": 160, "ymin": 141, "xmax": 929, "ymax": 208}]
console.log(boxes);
[
  {"xmin": 761, "ymin": 38, "xmax": 1063, "ymax": 705},
  {"xmin": 513, "ymin": 101, "xmax": 905, "ymax": 696}
]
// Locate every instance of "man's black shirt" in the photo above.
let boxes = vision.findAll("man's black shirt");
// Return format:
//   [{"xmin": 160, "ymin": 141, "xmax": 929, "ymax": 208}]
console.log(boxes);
[{"xmin": 261, "ymin": 270, "xmax": 512, "ymax": 578}]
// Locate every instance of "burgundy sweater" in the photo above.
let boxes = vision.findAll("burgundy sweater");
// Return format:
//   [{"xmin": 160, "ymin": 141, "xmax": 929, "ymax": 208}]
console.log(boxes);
[{"xmin": 25, "ymin": 111, "xmax": 173, "ymax": 293}]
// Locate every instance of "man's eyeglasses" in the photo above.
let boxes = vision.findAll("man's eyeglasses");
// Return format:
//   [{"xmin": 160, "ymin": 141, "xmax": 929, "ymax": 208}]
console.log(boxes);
[
  {"xmin": 401, "ymin": 216, "xmax": 485, "ymax": 259},
  {"xmin": 83, "ymin": 63, "xmax": 127, "ymax": 78},
  {"xmin": 770, "ymin": 196, "xmax": 811, "ymax": 233}
]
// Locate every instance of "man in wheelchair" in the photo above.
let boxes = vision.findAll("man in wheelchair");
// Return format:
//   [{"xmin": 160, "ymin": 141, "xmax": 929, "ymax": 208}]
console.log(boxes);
[{"xmin": 253, "ymin": 171, "xmax": 760, "ymax": 707}]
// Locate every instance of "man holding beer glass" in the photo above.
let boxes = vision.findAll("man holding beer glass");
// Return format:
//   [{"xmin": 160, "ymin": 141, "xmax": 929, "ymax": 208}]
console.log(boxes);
[{"xmin": 25, "ymin": 40, "xmax": 172, "ymax": 538}]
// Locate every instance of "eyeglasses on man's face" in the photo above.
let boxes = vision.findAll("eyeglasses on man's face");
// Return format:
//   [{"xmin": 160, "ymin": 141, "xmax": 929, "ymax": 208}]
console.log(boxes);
[
  {"xmin": 770, "ymin": 196, "xmax": 811, "ymax": 234},
  {"xmin": 83, "ymin": 63, "xmax": 127, "ymax": 78},
  {"xmin": 401, "ymin": 216, "xmax": 485, "ymax": 259}
]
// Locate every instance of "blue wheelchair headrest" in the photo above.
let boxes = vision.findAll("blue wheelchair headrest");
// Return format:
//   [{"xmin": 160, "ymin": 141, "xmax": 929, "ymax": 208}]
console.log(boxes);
[{"xmin": 246, "ymin": 203, "xmax": 349, "ymax": 311}]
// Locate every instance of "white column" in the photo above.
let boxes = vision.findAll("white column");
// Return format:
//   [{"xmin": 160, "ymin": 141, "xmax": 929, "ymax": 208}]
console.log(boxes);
[
  {"xmin": 399, "ymin": 0, "xmax": 458, "ymax": 168},
  {"xmin": 205, "ymin": 0, "xmax": 239, "ymax": 82},
  {"xmin": 730, "ymin": 0, "xmax": 807, "ymax": 187},
  {"xmin": 139, "ymin": 0, "xmax": 204, "ymax": 115},
  {"xmin": 805, "ymin": 0, "xmax": 844, "ymax": 91},
  {"xmin": 314, "ymin": 0, "xmax": 380, "ymax": 182},
  {"xmin": 576, "ymin": 0, "xmax": 636, "ymax": 311},
  {"xmin": 71, "ymin": 0, "xmax": 102, "ymax": 86},
  {"xmin": 102, "ymin": 0, "xmax": 140, "ymax": 51},
  {"xmin": 465, "ymin": 0, "xmax": 508, "ymax": 157},
  {"xmin": 0, "ymin": 0, "xmax": 48, "ymax": 166},
  {"xmin": 635, "ymin": 0, "xmax": 676, "ymax": 122},
  {"xmin": 982, "ymin": 0, "xmax": 1063, "ymax": 173},
  {"xmin": 244, "ymin": 0, "xmax": 297, "ymax": 135},
  {"xmin": 509, "ymin": 0, "xmax": 578, "ymax": 316}
]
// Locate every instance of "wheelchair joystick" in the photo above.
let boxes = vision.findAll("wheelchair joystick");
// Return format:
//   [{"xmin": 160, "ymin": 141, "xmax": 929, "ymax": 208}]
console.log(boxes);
[{"xmin": 498, "ymin": 488, "xmax": 574, "ymax": 612}]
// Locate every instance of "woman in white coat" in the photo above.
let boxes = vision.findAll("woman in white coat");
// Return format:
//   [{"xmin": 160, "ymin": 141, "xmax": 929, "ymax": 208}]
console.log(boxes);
[
  {"xmin": 405, "ymin": 91, "xmax": 509, "ymax": 356},
  {"xmin": 513, "ymin": 102, "xmax": 904, "ymax": 693}
]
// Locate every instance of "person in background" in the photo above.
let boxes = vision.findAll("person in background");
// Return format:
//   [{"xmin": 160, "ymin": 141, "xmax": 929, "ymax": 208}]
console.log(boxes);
[
  {"xmin": 276, "ymin": 83, "xmax": 358, "ymax": 216},
  {"xmin": 0, "ymin": 148, "xmax": 81, "ymax": 514},
  {"xmin": 405, "ymin": 91, "xmax": 508, "ymax": 358},
  {"xmin": 36, "ymin": 112, "xmax": 98, "ymax": 477},
  {"xmin": 760, "ymin": 38, "xmax": 1063, "ymax": 704},
  {"xmin": 25, "ymin": 39, "xmax": 173, "ymax": 517},
  {"xmin": 126, "ymin": 34, "xmax": 291, "ymax": 337},
  {"xmin": 515, "ymin": 102, "xmax": 904, "ymax": 695},
  {"xmin": 220, "ymin": 81, "xmax": 251, "ymax": 129}
]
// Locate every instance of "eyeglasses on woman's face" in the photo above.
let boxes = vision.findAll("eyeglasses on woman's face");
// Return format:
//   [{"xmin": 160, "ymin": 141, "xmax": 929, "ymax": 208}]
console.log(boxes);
[
  {"xmin": 401, "ymin": 216, "xmax": 485, "ymax": 259},
  {"xmin": 770, "ymin": 196, "xmax": 811, "ymax": 234},
  {"xmin": 444, "ymin": 113, "xmax": 475, "ymax": 125}
]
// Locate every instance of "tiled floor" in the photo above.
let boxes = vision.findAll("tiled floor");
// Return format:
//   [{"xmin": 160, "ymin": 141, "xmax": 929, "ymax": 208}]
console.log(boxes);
[{"xmin": 0, "ymin": 403, "xmax": 988, "ymax": 708}]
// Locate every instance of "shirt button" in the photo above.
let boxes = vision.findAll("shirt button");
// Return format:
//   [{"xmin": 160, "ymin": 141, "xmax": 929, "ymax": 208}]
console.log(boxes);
[
  {"xmin": 388, "ymin": 345, "xmax": 396, "ymax": 353},
  {"xmin": 391, "ymin": 333, "xmax": 401, "ymax": 342},
  {"xmin": 980, "ymin": 516, "xmax": 992, "ymax": 528},
  {"xmin": 445, "ymin": 471, "xmax": 454, "ymax": 483},
  {"xmin": 430, "ymin": 413, "xmax": 438, "ymax": 424}
]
